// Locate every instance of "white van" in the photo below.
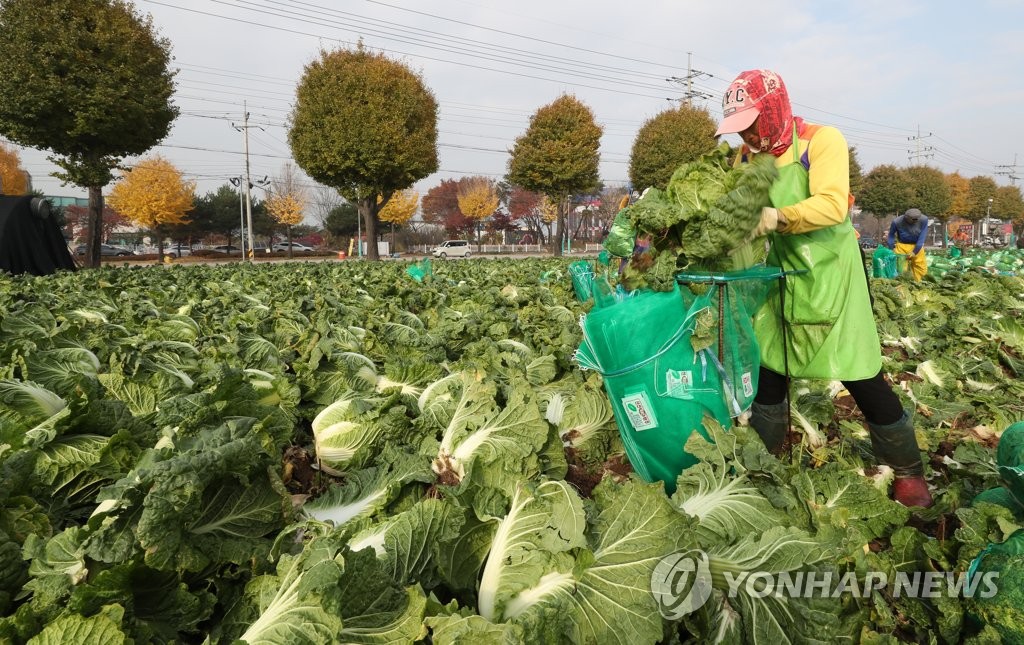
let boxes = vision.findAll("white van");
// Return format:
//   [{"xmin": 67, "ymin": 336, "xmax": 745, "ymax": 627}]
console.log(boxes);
[{"xmin": 432, "ymin": 240, "xmax": 471, "ymax": 258}]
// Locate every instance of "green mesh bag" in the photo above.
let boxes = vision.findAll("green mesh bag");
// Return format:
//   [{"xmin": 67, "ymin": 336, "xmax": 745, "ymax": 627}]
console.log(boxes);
[
  {"xmin": 998, "ymin": 422, "xmax": 1024, "ymax": 505},
  {"xmin": 675, "ymin": 266, "xmax": 780, "ymax": 416},
  {"xmin": 871, "ymin": 246, "xmax": 904, "ymax": 278},
  {"xmin": 568, "ymin": 260, "xmax": 596, "ymax": 303},
  {"xmin": 575, "ymin": 283, "xmax": 731, "ymax": 494},
  {"xmin": 966, "ymin": 530, "xmax": 1024, "ymax": 643},
  {"xmin": 405, "ymin": 258, "xmax": 432, "ymax": 282},
  {"xmin": 872, "ymin": 246, "xmax": 892, "ymax": 278},
  {"xmin": 972, "ymin": 487, "xmax": 1024, "ymax": 516}
]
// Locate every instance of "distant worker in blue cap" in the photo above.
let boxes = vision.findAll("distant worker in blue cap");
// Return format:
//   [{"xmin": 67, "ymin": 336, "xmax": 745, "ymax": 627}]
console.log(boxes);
[{"xmin": 887, "ymin": 208, "xmax": 929, "ymax": 280}]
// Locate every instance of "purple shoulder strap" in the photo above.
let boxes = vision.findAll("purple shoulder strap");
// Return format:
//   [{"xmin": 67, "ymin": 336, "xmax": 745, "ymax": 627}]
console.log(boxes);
[{"xmin": 742, "ymin": 144, "xmax": 809, "ymax": 168}]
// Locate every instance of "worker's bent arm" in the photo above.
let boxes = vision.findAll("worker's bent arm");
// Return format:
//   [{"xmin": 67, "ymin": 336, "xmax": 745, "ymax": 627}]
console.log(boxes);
[{"xmin": 915, "ymin": 220, "xmax": 929, "ymax": 250}]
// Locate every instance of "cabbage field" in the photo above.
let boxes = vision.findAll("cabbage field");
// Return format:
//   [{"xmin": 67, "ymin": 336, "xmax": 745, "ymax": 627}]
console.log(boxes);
[{"xmin": 0, "ymin": 259, "xmax": 1022, "ymax": 643}]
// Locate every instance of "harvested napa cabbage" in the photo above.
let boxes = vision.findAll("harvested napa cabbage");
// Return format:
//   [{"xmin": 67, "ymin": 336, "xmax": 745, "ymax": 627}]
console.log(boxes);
[{"xmin": 622, "ymin": 143, "xmax": 777, "ymax": 291}]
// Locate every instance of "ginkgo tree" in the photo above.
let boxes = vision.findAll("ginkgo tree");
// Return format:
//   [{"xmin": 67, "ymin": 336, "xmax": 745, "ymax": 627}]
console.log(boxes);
[
  {"xmin": 628, "ymin": 105, "xmax": 717, "ymax": 191},
  {"xmin": 0, "ymin": 0, "xmax": 177, "ymax": 268},
  {"xmin": 457, "ymin": 177, "xmax": 499, "ymax": 251},
  {"xmin": 539, "ymin": 195, "xmax": 559, "ymax": 240},
  {"xmin": 289, "ymin": 44, "xmax": 438, "ymax": 260},
  {"xmin": 378, "ymin": 188, "xmax": 419, "ymax": 252},
  {"xmin": 507, "ymin": 94, "xmax": 601, "ymax": 256},
  {"xmin": 0, "ymin": 141, "xmax": 28, "ymax": 194},
  {"xmin": 107, "ymin": 155, "xmax": 195, "ymax": 262},
  {"xmin": 266, "ymin": 163, "xmax": 308, "ymax": 258}
]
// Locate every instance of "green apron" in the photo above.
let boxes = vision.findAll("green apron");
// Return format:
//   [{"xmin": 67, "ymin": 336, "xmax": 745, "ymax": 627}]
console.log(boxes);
[{"xmin": 752, "ymin": 127, "xmax": 882, "ymax": 381}]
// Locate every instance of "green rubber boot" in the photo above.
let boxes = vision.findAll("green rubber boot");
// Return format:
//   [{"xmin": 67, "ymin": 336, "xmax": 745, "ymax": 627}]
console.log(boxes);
[
  {"xmin": 866, "ymin": 409, "xmax": 924, "ymax": 477},
  {"xmin": 867, "ymin": 409, "xmax": 933, "ymax": 508},
  {"xmin": 749, "ymin": 401, "xmax": 788, "ymax": 454}
]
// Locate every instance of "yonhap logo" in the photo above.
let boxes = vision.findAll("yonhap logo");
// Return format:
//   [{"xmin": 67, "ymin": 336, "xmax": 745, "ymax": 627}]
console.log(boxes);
[
  {"xmin": 651, "ymin": 549, "xmax": 999, "ymax": 618},
  {"xmin": 651, "ymin": 550, "xmax": 713, "ymax": 619}
]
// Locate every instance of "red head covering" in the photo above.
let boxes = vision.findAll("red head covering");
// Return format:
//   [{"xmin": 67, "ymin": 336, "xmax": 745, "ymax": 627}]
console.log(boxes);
[{"xmin": 715, "ymin": 69, "xmax": 801, "ymax": 157}]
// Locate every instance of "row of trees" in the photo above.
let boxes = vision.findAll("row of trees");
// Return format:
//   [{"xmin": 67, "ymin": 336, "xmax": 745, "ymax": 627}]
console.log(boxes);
[
  {"xmin": 418, "ymin": 178, "xmax": 625, "ymax": 248},
  {"xmin": 0, "ymin": 0, "xmax": 177, "ymax": 267},
  {"xmin": 621, "ymin": 104, "xmax": 1024, "ymax": 238},
  {"xmin": 58, "ymin": 157, "xmax": 317, "ymax": 260},
  {"xmin": 856, "ymin": 165, "xmax": 1023, "ymax": 243},
  {"xmin": 286, "ymin": 46, "xmax": 603, "ymax": 259},
  {"xmin": 1, "ymin": 0, "xmax": 1020, "ymax": 265},
  {"xmin": 0, "ymin": 1, "xmax": 606, "ymax": 262}
]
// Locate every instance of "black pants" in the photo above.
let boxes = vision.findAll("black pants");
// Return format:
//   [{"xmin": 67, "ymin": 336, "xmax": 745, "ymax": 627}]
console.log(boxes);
[{"xmin": 754, "ymin": 366, "xmax": 904, "ymax": 426}]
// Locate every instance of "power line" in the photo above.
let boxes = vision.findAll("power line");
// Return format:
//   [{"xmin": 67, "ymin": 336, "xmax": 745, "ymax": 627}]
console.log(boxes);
[
  {"xmin": 161, "ymin": 19, "xmax": 999, "ymax": 174},
  {"xmin": 361, "ymin": 0, "xmax": 685, "ymax": 72},
  {"xmin": 145, "ymin": 0, "xmax": 678, "ymax": 98},
  {"xmin": 995, "ymin": 153, "xmax": 1020, "ymax": 186},
  {"xmin": 21, "ymin": 2, "xmax": 1013, "ymax": 195},
  {"xmin": 268, "ymin": 0, "xmax": 670, "ymax": 82},
  {"xmin": 666, "ymin": 53, "xmax": 713, "ymax": 106},
  {"xmin": 232, "ymin": 102, "xmax": 268, "ymax": 260},
  {"xmin": 907, "ymin": 125, "xmax": 934, "ymax": 163}
]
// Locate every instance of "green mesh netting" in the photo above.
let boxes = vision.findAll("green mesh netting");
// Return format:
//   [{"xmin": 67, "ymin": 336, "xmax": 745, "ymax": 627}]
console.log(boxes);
[
  {"xmin": 575, "ymin": 267, "xmax": 783, "ymax": 494},
  {"xmin": 973, "ymin": 420, "xmax": 1024, "ymax": 516},
  {"xmin": 568, "ymin": 260, "xmax": 596, "ymax": 303},
  {"xmin": 676, "ymin": 266, "xmax": 780, "ymax": 415},
  {"xmin": 998, "ymin": 422, "xmax": 1024, "ymax": 506},
  {"xmin": 966, "ymin": 528, "xmax": 1024, "ymax": 644},
  {"xmin": 871, "ymin": 246, "xmax": 906, "ymax": 278},
  {"xmin": 405, "ymin": 258, "xmax": 432, "ymax": 282},
  {"xmin": 576, "ymin": 283, "xmax": 724, "ymax": 493}
]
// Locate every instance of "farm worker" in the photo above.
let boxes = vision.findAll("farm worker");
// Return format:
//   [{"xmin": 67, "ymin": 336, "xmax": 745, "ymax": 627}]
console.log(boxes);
[
  {"xmin": 715, "ymin": 69, "xmax": 932, "ymax": 508},
  {"xmin": 887, "ymin": 208, "xmax": 930, "ymax": 280}
]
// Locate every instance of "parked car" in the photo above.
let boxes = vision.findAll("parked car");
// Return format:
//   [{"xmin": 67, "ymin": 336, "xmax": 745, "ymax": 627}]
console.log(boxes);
[
  {"xmin": 271, "ymin": 242, "xmax": 315, "ymax": 253},
  {"xmin": 74, "ymin": 243, "xmax": 137, "ymax": 257},
  {"xmin": 431, "ymin": 240, "xmax": 471, "ymax": 258},
  {"xmin": 209, "ymin": 245, "xmax": 242, "ymax": 254}
]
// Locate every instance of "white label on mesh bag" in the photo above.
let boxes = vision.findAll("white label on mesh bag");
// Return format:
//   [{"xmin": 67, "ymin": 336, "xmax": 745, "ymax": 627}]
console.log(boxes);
[
  {"xmin": 742, "ymin": 372, "xmax": 754, "ymax": 398},
  {"xmin": 621, "ymin": 391, "xmax": 658, "ymax": 431},
  {"xmin": 666, "ymin": 369, "xmax": 693, "ymax": 399}
]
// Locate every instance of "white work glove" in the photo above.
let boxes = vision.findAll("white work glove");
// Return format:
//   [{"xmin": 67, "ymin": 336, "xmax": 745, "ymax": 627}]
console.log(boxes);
[{"xmin": 750, "ymin": 207, "xmax": 786, "ymax": 238}]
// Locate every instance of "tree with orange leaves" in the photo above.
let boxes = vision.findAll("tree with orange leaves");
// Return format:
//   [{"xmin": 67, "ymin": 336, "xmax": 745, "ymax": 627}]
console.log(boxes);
[
  {"xmin": 378, "ymin": 188, "xmax": 418, "ymax": 252},
  {"xmin": 266, "ymin": 163, "xmax": 308, "ymax": 258},
  {"xmin": 107, "ymin": 155, "xmax": 195, "ymax": 261},
  {"xmin": 457, "ymin": 177, "xmax": 499, "ymax": 250},
  {"xmin": 0, "ymin": 141, "xmax": 29, "ymax": 194}
]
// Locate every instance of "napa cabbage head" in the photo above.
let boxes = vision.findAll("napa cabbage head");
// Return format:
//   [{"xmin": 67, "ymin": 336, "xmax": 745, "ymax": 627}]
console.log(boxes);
[{"xmin": 311, "ymin": 397, "xmax": 392, "ymax": 474}]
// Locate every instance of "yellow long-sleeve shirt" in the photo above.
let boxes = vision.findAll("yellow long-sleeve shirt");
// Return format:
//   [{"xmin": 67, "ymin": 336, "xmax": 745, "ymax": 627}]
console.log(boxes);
[{"xmin": 745, "ymin": 124, "xmax": 851, "ymax": 235}]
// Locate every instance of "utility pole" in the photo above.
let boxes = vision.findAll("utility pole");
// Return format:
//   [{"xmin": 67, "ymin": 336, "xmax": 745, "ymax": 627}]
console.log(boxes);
[
  {"xmin": 232, "ymin": 101, "xmax": 264, "ymax": 261},
  {"xmin": 996, "ymin": 153, "xmax": 1020, "ymax": 186},
  {"xmin": 228, "ymin": 176, "xmax": 245, "ymax": 257},
  {"xmin": 666, "ymin": 52, "xmax": 712, "ymax": 106},
  {"xmin": 906, "ymin": 125, "xmax": 934, "ymax": 163}
]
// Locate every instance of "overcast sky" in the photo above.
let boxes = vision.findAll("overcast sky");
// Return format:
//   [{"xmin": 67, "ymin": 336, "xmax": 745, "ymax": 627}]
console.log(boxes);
[{"xmin": 13, "ymin": 0, "xmax": 1024, "ymax": 212}]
